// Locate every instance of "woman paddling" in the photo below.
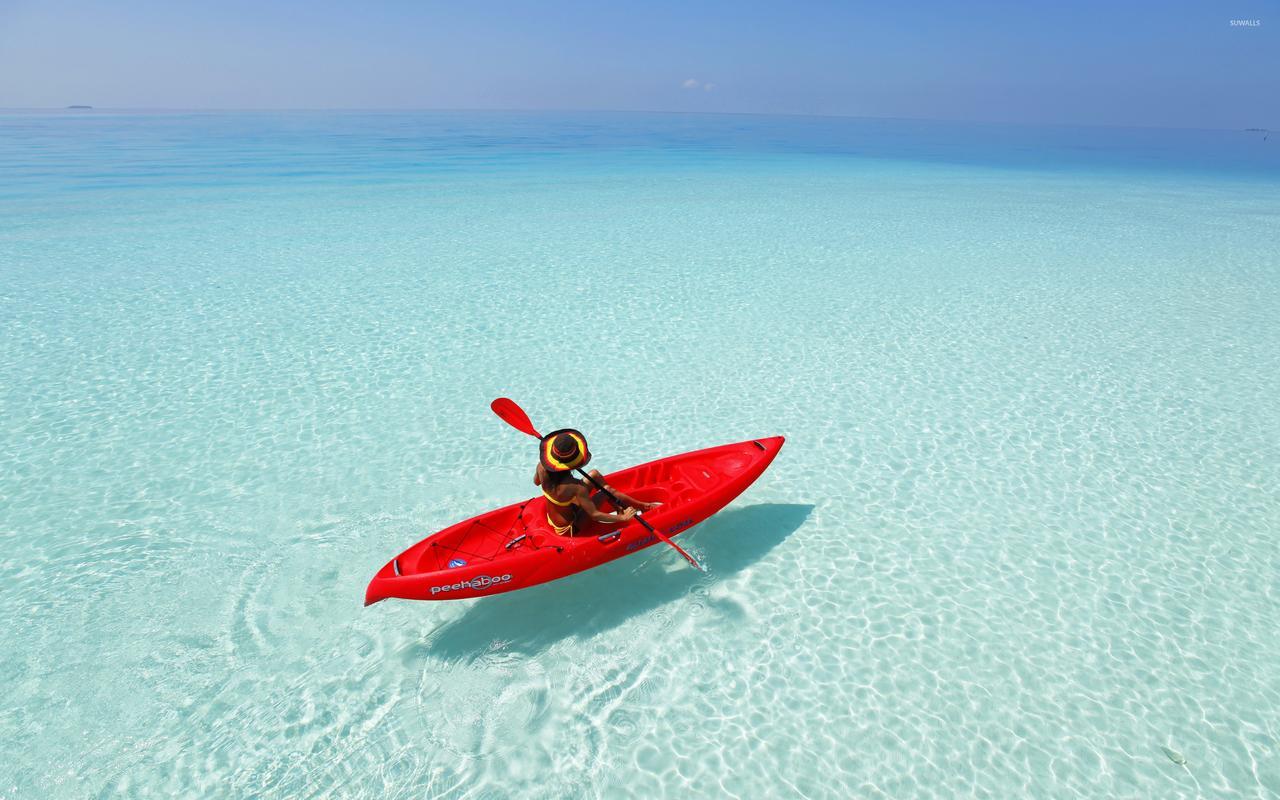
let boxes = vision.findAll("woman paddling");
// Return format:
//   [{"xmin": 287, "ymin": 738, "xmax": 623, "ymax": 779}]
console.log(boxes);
[{"xmin": 534, "ymin": 429, "xmax": 657, "ymax": 537}]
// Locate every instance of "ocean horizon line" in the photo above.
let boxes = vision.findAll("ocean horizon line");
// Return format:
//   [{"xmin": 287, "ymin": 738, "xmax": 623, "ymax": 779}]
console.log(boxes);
[{"xmin": 2, "ymin": 105, "xmax": 1272, "ymax": 135}]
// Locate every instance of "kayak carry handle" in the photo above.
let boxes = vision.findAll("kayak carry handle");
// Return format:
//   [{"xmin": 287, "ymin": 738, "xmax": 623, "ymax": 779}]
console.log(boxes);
[
  {"xmin": 597, "ymin": 531, "xmax": 622, "ymax": 544},
  {"xmin": 505, "ymin": 534, "xmax": 528, "ymax": 550}
]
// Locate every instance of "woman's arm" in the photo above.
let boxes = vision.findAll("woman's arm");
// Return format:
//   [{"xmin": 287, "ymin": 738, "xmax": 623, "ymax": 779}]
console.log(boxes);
[
  {"xmin": 574, "ymin": 487, "xmax": 638, "ymax": 524},
  {"xmin": 583, "ymin": 469, "xmax": 657, "ymax": 511}
]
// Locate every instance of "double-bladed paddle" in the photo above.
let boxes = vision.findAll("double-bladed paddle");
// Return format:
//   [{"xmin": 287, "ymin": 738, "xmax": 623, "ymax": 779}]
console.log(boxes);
[{"xmin": 490, "ymin": 397, "xmax": 704, "ymax": 571}]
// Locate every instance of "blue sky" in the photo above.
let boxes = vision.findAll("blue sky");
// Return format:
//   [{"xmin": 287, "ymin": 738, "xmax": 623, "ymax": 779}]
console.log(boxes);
[{"xmin": 0, "ymin": 0, "xmax": 1274, "ymax": 128}]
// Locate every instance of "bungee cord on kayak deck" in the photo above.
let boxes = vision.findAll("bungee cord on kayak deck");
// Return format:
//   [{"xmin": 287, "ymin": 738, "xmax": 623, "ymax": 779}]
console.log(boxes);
[{"xmin": 422, "ymin": 499, "xmax": 567, "ymax": 568}]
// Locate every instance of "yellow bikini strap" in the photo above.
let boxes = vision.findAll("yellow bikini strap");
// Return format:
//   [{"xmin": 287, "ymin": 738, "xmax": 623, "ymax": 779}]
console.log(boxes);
[
  {"xmin": 547, "ymin": 513, "xmax": 574, "ymax": 536},
  {"xmin": 542, "ymin": 488, "xmax": 573, "ymax": 507}
]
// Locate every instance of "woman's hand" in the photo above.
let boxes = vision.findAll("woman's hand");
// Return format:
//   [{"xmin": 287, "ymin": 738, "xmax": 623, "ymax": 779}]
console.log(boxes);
[{"xmin": 617, "ymin": 507, "xmax": 638, "ymax": 522}]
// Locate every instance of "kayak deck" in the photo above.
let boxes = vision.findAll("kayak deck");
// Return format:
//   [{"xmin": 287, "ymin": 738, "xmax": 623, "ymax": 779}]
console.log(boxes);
[{"xmin": 365, "ymin": 436, "xmax": 783, "ymax": 604}]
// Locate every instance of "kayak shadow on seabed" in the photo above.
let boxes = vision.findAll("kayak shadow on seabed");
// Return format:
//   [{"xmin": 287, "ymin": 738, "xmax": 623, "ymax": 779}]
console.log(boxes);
[{"xmin": 421, "ymin": 503, "xmax": 812, "ymax": 661}]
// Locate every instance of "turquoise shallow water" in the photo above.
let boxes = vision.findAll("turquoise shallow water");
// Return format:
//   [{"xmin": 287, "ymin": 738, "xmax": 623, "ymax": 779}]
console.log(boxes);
[{"xmin": 2, "ymin": 111, "xmax": 1279, "ymax": 798}]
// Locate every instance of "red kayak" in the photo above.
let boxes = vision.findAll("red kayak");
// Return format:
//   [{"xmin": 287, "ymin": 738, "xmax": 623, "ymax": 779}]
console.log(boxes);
[{"xmin": 365, "ymin": 436, "xmax": 783, "ymax": 604}]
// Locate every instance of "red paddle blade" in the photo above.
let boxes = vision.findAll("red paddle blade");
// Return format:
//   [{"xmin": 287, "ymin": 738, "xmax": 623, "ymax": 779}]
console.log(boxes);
[
  {"xmin": 654, "ymin": 527, "xmax": 704, "ymax": 572},
  {"xmin": 491, "ymin": 397, "xmax": 541, "ymax": 439}
]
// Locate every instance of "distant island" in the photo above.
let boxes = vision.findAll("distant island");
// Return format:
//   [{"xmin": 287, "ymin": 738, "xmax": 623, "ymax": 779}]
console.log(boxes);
[{"xmin": 66, "ymin": 105, "xmax": 93, "ymax": 109}]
